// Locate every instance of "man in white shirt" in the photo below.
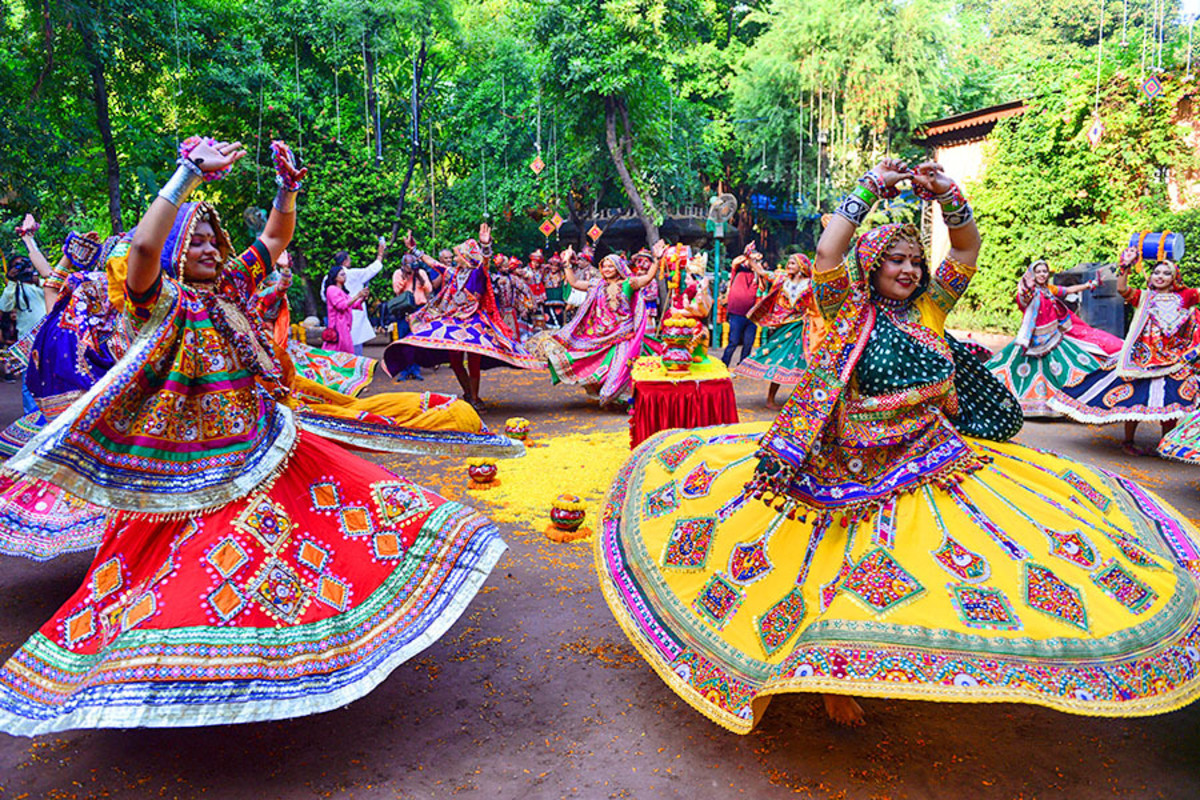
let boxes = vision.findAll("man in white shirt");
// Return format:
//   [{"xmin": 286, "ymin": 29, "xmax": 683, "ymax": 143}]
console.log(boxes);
[{"xmin": 326, "ymin": 239, "xmax": 386, "ymax": 356}]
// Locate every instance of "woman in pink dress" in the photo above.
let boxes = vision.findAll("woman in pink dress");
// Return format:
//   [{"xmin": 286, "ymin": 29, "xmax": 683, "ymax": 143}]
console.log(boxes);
[
  {"xmin": 986, "ymin": 259, "xmax": 1123, "ymax": 417},
  {"xmin": 324, "ymin": 264, "xmax": 368, "ymax": 354},
  {"xmin": 533, "ymin": 252, "xmax": 659, "ymax": 405},
  {"xmin": 1050, "ymin": 249, "xmax": 1200, "ymax": 453}
]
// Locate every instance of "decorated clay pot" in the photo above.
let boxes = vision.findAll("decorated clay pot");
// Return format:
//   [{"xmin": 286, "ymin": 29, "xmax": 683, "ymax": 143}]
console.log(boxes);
[
  {"xmin": 662, "ymin": 347, "xmax": 693, "ymax": 373},
  {"xmin": 466, "ymin": 458, "xmax": 498, "ymax": 486},
  {"xmin": 504, "ymin": 417, "xmax": 531, "ymax": 441},
  {"xmin": 550, "ymin": 493, "xmax": 587, "ymax": 532}
]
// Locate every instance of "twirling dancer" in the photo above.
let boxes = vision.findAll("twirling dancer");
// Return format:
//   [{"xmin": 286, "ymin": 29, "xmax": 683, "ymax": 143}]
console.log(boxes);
[
  {"xmin": 382, "ymin": 226, "xmax": 543, "ymax": 410},
  {"xmin": 0, "ymin": 136, "xmax": 507, "ymax": 735},
  {"xmin": 595, "ymin": 159, "xmax": 1200, "ymax": 733},
  {"xmin": 986, "ymin": 259, "xmax": 1122, "ymax": 417},
  {"xmin": 531, "ymin": 251, "xmax": 659, "ymax": 405},
  {"xmin": 734, "ymin": 253, "xmax": 824, "ymax": 408},
  {"xmin": 1049, "ymin": 249, "xmax": 1200, "ymax": 454},
  {"xmin": 2, "ymin": 205, "xmax": 508, "ymax": 464}
]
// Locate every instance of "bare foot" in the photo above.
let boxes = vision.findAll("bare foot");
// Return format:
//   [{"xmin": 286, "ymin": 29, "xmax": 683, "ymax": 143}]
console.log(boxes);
[
  {"xmin": 1120, "ymin": 441, "xmax": 1149, "ymax": 457},
  {"xmin": 822, "ymin": 694, "xmax": 865, "ymax": 726},
  {"xmin": 765, "ymin": 399, "xmax": 783, "ymax": 410}
]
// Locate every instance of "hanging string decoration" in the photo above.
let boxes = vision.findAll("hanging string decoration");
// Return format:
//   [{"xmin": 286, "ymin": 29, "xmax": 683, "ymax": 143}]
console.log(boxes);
[{"xmin": 1089, "ymin": 0, "xmax": 1106, "ymax": 148}]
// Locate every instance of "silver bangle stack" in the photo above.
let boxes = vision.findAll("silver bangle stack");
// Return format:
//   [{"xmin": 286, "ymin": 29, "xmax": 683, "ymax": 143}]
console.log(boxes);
[{"xmin": 158, "ymin": 161, "xmax": 203, "ymax": 207}]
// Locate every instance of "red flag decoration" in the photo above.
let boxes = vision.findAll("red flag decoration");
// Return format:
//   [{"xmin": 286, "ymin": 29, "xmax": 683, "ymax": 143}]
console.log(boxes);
[
  {"xmin": 1087, "ymin": 118, "xmax": 1104, "ymax": 147},
  {"xmin": 1142, "ymin": 75, "xmax": 1163, "ymax": 101},
  {"xmin": 530, "ymin": 155, "xmax": 546, "ymax": 175},
  {"xmin": 587, "ymin": 224, "xmax": 603, "ymax": 242}
]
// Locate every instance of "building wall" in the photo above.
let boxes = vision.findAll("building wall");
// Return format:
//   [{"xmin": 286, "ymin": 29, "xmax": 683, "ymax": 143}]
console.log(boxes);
[{"xmin": 927, "ymin": 139, "xmax": 989, "ymax": 264}]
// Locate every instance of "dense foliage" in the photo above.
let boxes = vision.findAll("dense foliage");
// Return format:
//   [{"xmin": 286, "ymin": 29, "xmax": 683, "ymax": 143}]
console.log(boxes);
[{"xmin": 1, "ymin": 0, "xmax": 1195, "ymax": 326}]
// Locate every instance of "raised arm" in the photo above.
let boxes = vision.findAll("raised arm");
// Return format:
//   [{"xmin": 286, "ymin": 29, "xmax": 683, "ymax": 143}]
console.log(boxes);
[
  {"xmin": 911, "ymin": 162, "xmax": 980, "ymax": 268},
  {"xmin": 629, "ymin": 268, "xmax": 657, "ymax": 291},
  {"xmin": 128, "ymin": 138, "xmax": 245, "ymax": 294},
  {"xmin": 563, "ymin": 262, "xmax": 591, "ymax": 292},
  {"xmin": 1115, "ymin": 247, "xmax": 1139, "ymax": 301},
  {"xmin": 258, "ymin": 141, "xmax": 307, "ymax": 266},
  {"xmin": 18, "ymin": 220, "xmax": 54, "ymax": 280},
  {"xmin": 816, "ymin": 159, "xmax": 910, "ymax": 275}
]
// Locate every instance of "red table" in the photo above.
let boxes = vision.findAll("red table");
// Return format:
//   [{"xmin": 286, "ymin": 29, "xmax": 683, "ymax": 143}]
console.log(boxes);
[{"xmin": 629, "ymin": 358, "xmax": 739, "ymax": 449}]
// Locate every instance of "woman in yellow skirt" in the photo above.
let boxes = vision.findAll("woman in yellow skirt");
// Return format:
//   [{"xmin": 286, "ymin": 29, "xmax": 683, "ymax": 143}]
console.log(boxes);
[{"xmin": 596, "ymin": 159, "xmax": 1200, "ymax": 733}]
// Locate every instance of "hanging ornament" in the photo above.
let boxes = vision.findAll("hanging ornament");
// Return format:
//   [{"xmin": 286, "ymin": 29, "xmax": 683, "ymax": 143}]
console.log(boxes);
[
  {"xmin": 530, "ymin": 155, "xmax": 546, "ymax": 175},
  {"xmin": 551, "ymin": 212, "xmax": 564, "ymax": 230},
  {"xmin": 539, "ymin": 219, "xmax": 557, "ymax": 237},
  {"xmin": 587, "ymin": 224, "xmax": 603, "ymax": 242},
  {"xmin": 1142, "ymin": 74, "xmax": 1163, "ymax": 100},
  {"xmin": 1087, "ymin": 118, "xmax": 1105, "ymax": 147}
]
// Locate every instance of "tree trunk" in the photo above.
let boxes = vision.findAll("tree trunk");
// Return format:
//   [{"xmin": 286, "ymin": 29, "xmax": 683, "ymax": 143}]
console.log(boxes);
[
  {"xmin": 77, "ymin": 13, "xmax": 121, "ymax": 233},
  {"xmin": 604, "ymin": 95, "xmax": 659, "ymax": 245},
  {"xmin": 27, "ymin": 0, "xmax": 54, "ymax": 109},
  {"xmin": 389, "ymin": 38, "xmax": 427, "ymax": 242},
  {"xmin": 364, "ymin": 38, "xmax": 382, "ymax": 165}
]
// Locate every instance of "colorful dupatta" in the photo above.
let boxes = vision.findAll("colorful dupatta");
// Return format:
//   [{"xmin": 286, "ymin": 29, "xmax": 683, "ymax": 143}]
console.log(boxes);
[
  {"xmin": 744, "ymin": 224, "xmax": 1000, "ymax": 520},
  {"xmin": 4, "ymin": 204, "xmax": 295, "ymax": 516}
]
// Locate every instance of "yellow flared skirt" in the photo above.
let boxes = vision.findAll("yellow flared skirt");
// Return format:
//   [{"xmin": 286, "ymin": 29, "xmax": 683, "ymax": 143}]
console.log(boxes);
[{"xmin": 596, "ymin": 422, "xmax": 1200, "ymax": 733}]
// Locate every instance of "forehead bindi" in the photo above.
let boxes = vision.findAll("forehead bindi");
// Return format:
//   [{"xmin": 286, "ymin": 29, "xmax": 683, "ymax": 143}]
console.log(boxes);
[{"xmin": 884, "ymin": 241, "xmax": 922, "ymax": 261}]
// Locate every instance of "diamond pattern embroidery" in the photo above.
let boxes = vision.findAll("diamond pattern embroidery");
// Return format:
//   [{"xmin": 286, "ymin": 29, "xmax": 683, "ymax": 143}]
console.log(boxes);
[
  {"xmin": 693, "ymin": 575, "xmax": 743, "ymax": 628},
  {"xmin": 757, "ymin": 588, "xmax": 806, "ymax": 656},
  {"xmin": 338, "ymin": 506, "xmax": 374, "ymax": 537},
  {"xmin": 208, "ymin": 581, "xmax": 247, "ymax": 622},
  {"xmin": 64, "ymin": 607, "xmax": 96, "ymax": 647},
  {"xmin": 251, "ymin": 559, "xmax": 311, "ymax": 624},
  {"xmin": 122, "ymin": 593, "xmax": 157, "ymax": 631},
  {"xmin": 207, "ymin": 536, "xmax": 249, "ymax": 578},
  {"xmin": 316, "ymin": 575, "xmax": 350, "ymax": 611},
  {"xmin": 1024, "ymin": 563, "xmax": 1088, "ymax": 631},
  {"xmin": 949, "ymin": 584, "xmax": 1022, "ymax": 630},
  {"xmin": 932, "ymin": 535, "xmax": 990, "ymax": 584},
  {"xmin": 309, "ymin": 480, "xmax": 341, "ymax": 511},
  {"xmin": 727, "ymin": 535, "xmax": 772, "ymax": 585},
  {"xmin": 1092, "ymin": 558, "xmax": 1158, "ymax": 614},
  {"xmin": 843, "ymin": 548, "xmax": 925, "ymax": 614},
  {"xmin": 681, "ymin": 461, "xmax": 720, "ymax": 498},
  {"xmin": 372, "ymin": 480, "xmax": 432, "ymax": 528},
  {"xmin": 1046, "ymin": 529, "xmax": 1098, "ymax": 570},
  {"xmin": 92, "ymin": 557, "xmax": 123, "ymax": 602},
  {"xmin": 234, "ymin": 495, "xmax": 295, "ymax": 553},
  {"xmin": 655, "ymin": 435, "xmax": 705, "ymax": 473},
  {"xmin": 373, "ymin": 533, "xmax": 404, "ymax": 560},
  {"xmin": 297, "ymin": 540, "xmax": 330, "ymax": 573},
  {"xmin": 644, "ymin": 481, "xmax": 680, "ymax": 518},
  {"xmin": 662, "ymin": 517, "xmax": 717, "ymax": 570}
]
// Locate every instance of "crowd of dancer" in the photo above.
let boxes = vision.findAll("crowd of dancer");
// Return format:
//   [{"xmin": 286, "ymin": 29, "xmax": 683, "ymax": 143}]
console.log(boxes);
[{"xmin": 1, "ymin": 133, "xmax": 1200, "ymax": 752}]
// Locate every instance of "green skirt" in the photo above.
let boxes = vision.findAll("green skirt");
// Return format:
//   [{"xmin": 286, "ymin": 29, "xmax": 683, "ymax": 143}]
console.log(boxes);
[
  {"xmin": 732, "ymin": 320, "xmax": 807, "ymax": 385},
  {"xmin": 985, "ymin": 337, "xmax": 1103, "ymax": 418}
]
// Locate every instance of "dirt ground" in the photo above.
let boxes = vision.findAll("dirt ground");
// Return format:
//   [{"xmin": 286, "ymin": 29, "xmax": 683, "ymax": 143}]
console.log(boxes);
[{"xmin": 1, "ymin": 342, "xmax": 1199, "ymax": 800}]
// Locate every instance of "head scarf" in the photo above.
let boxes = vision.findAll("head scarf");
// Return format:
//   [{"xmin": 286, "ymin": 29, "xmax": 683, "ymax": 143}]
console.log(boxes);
[
  {"xmin": 599, "ymin": 254, "xmax": 632, "ymax": 279},
  {"xmin": 855, "ymin": 223, "xmax": 921, "ymax": 274},
  {"xmin": 787, "ymin": 253, "xmax": 812, "ymax": 277},
  {"xmin": 161, "ymin": 201, "xmax": 233, "ymax": 279},
  {"xmin": 455, "ymin": 239, "xmax": 485, "ymax": 268},
  {"xmin": 529, "ymin": 249, "xmax": 544, "ymax": 264}
]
